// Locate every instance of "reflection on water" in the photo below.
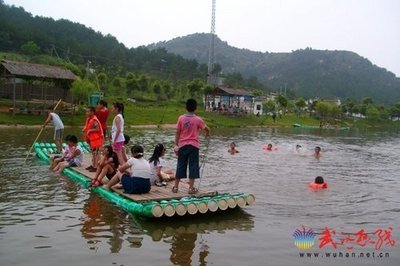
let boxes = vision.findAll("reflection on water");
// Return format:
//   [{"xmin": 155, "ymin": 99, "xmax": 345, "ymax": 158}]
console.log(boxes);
[{"xmin": 0, "ymin": 127, "xmax": 399, "ymax": 266}]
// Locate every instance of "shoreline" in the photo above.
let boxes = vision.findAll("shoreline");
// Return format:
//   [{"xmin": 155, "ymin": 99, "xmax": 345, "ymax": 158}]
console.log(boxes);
[{"xmin": 0, "ymin": 124, "xmax": 177, "ymax": 129}]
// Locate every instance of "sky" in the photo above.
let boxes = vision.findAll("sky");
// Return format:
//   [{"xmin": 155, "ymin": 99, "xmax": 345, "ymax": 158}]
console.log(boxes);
[{"xmin": 4, "ymin": 0, "xmax": 400, "ymax": 77}]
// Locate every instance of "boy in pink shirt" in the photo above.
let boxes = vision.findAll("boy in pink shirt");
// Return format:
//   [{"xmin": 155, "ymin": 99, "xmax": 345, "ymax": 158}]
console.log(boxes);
[{"xmin": 173, "ymin": 99, "xmax": 210, "ymax": 194}]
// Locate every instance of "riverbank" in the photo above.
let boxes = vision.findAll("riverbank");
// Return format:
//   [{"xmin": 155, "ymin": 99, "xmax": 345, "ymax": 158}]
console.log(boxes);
[{"xmin": 1, "ymin": 99, "xmax": 398, "ymax": 129}]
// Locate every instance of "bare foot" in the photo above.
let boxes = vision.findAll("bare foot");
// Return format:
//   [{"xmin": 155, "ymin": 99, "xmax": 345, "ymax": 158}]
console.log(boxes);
[{"xmin": 102, "ymin": 184, "xmax": 110, "ymax": 190}]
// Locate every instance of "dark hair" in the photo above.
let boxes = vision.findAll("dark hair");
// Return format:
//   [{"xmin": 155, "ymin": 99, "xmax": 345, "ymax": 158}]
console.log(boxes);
[
  {"xmin": 103, "ymin": 145, "xmax": 114, "ymax": 157},
  {"xmin": 149, "ymin": 143, "xmax": 165, "ymax": 166},
  {"xmin": 68, "ymin": 135, "xmax": 78, "ymax": 144},
  {"xmin": 104, "ymin": 144, "xmax": 119, "ymax": 168},
  {"xmin": 48, "ymin": 106, "xmax": 54, "ymax": 111},
  {"xmin": 88, "ymin": 106, "xmax": 96, "ymax": 113},
  {"xmin": 296, "ymin": 144, "xmax": 302, "ymax": 148},
  {"xmin": 98, "ymin": 99, "xmax": 107, "ymax": 108},
  {"xmin": 186, "ymin": 99, "xmax": 197, "ymax": 112},
  {"xmin": 123, "ymin": 134, "xmax": 130, "ymax": 145},
  {"xmin": 315, "ymin": 176, "xmax": 324, "ymax": 184},
  {"xmin": 268, "ymin": 143, "xmax": 272, "ymax": 147},
  {"xmin": 131, "ymin": 145, "xmax": 144, "ymax": 159},
  {"xmin": 315, "ymin": 146, "xmax": 321, "ymax": 151},
  {"xmin": 230, "ymin": 142, "xmax": 236, "ymax": 146},
  {"xmin": 64, "ymin": 134, "xmax": 72, "ymax": 141},
  {"xmin": 113, "ymin": 102, "xmax": 125, "ymax": 118}
]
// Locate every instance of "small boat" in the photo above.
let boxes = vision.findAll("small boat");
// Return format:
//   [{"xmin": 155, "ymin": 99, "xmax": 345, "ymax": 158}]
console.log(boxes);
[
  {"xmin": 292, "ymin": 123, "xmax": 350, "ymax": 130},
  {"xmin": 34, "ymin": 142, "xmax": 255, "ymax": 218}
]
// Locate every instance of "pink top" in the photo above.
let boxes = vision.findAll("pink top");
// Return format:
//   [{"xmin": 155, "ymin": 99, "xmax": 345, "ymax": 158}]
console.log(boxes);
[{"xmin": 176, "ymin": 114, "xmax": 206, "ymax": 148}]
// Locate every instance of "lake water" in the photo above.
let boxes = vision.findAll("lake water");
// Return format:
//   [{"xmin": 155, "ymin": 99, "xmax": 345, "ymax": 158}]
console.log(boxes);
[{"xmin": 0, "ymin": 126, "xmax": 399, "ymax": 266}]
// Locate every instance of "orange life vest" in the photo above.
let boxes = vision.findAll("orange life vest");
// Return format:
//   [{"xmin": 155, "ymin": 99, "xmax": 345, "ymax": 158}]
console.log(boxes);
[
  {"xmin": 85, "ymin": 115, "xmax": 104, "ymax": 149},
  {"xmin": 308, "ymin": 182, "xmax": 328, "ymax": 189}
]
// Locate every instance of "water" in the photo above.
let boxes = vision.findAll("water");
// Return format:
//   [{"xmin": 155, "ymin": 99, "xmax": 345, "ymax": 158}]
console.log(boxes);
[{"xmin": 0, "ymin": 127, "xmax": 399, "ymax": 266}]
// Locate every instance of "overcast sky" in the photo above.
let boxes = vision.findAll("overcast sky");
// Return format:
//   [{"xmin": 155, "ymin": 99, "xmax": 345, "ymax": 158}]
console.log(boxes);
[{"xmin": 5, "ymin": 0, "xmax": 400, "ymax": 77}]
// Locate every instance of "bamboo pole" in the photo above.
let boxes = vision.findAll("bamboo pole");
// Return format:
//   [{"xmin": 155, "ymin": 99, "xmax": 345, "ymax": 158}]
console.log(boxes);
[
  {"xmin": 24, "ymin": 98, "xmax": 63, "ymax": 163},
  {"xmin": 245, "ymin": 194, "xmax": 256, "ymax": 205}
]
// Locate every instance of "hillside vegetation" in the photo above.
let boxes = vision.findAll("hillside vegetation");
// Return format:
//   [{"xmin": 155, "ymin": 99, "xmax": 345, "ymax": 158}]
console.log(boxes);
[{"xmin": 151, "ymin": 33, "xmax": 400, "ymax": 104}]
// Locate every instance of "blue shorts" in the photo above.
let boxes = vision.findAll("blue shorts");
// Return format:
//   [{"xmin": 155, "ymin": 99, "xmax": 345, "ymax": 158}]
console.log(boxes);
[
  {"xmin": 68, "ymin": 161, "xmax": 78, "ymax": 167},
  {"xmin": 175, "ymin": 145, "xmax": 200, "ymax": 179},
  {"xmin": 121, "ymin": 174, "xmax": 151, "ymax": 194}
]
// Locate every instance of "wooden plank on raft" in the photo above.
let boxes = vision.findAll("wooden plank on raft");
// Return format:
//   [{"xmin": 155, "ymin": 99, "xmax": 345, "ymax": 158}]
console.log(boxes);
[{"xmin": 73, "ymin": 153, "xmax": 217, "ymax": 202}]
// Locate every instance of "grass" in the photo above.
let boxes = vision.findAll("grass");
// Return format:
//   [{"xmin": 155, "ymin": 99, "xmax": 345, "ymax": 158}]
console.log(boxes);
[{"xmin": 1, "ymin": 98, "xmax": 398, "ymax": 129}]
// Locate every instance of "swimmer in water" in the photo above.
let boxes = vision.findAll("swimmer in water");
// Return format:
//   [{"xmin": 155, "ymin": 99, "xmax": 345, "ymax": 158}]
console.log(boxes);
[
  {"xmin": 314, "ymin": 146, "xmax": 321, "ymax": 159},
  {"xmin": 228, "ymin": 142, "xmax": 239, "ymax": 154},
  {"xmin": 263, "ymin": 143, "xmax": 277, "ymax": 151},
  {"xmin": 295, "ymin": 144, "xmax": 306, "ymax": 156},
  {"xmin": 309, "ymin": 176, "xmax": 328, "ymax": 189}
]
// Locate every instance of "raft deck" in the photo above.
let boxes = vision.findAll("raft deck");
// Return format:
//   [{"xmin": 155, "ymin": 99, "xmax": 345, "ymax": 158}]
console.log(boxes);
[
  {"xmin": 74, "ymin": 155, "xmax": 218, "ymax": 202},
  {"xmin": 34, "ymin": 142, "xmax": 255, "ymax": 218}
]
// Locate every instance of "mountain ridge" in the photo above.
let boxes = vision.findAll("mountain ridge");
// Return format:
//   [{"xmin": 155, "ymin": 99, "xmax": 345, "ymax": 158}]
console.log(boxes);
[{"xmin": 150, "ymin": 33, "xmax": 400, "ymax": 104}]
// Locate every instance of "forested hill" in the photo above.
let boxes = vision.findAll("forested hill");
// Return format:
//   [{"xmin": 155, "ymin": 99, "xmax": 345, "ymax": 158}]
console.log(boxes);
[
  {"xmin": 150, "ymin": 33, "xmax": 400, "ymax": 104},
  {"xmin": 0, "ymin": 2, "xmax": 206, "ymax": 80}
]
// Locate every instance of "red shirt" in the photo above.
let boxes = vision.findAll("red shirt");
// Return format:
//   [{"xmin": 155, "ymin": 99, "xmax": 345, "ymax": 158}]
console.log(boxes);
[{"xmin": 95, "ymin": 108, "xmax": 110, "ymax": 130}]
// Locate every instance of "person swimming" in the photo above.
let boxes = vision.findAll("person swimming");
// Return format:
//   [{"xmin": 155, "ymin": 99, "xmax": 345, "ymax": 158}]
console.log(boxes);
[
  {"xmin": 308, "ymin": 176, "xmax": 328, "ymax": 189},
  {"xmin": 314, "ymin": 146, "xmax": 321, "ymax": 158},
  {"xmin": 228, "ymin": 142, "xmax": 239, "ymax": 154},
  {"xmin": 263, "ymin": 143, "xmax": 277, "ymax": 151}
]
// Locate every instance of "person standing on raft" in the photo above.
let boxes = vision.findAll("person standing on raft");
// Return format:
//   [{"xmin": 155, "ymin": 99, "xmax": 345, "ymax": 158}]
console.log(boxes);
[
  {"xmin": 110, "ymin": 102, "xmax": 126, "ymax": 165},
  {"xmin": 43, "ymin": 106, "xmax": 64, "ymax": 153},
  {"xmin": 172, "ymin": 99, "xmax": 210, "ymax": 194},
  {"xmin": 95, "ymin": 100, "xmax": 110, "ymax": 139},
  {"xmin": 83, "ymin": 107, "xmax": 104, "ymax": 172}
]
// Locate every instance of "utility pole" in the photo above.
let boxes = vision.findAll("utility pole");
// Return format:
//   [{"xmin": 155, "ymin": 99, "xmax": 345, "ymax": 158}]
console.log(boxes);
[{"xmin": 207, "ymin": 0, "xmax": 216, "ymax": 85}]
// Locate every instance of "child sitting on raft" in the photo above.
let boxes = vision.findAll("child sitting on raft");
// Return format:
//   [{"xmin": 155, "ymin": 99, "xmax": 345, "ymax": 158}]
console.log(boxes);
[
  {"xmin": 104, "ymin": 145, "xmax": 151, "ymax": 194},
  {"xmin": 228, "ymin": 142, "xmax": 239, "ymax": 154},
  {"xmin": 308, "ymin": 176, "xmax": 328, "ymax": 189},
  {"xmin": 52, "ymin": 135, "xmax": 83, "ymax": 173},
  {"xmin": 50, "ymin": 134, "xmax": 72, "ymax": 170},
  {"xmin": 149, "ymin": 143, "xmax": 175, "ymax": 187},
  {"xmin": 90, "ymin": 145, "xmax": 119, "ymax": 187}
]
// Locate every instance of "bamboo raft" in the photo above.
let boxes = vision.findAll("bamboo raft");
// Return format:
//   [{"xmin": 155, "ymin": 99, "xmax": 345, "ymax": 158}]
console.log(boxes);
[
  {"xmin": 293, "ymin": 123, "xmax": 350, "ymax": 130},
  {"xmin": 34, "ymin": 142, "xmax": 255, "ymax": 218}
]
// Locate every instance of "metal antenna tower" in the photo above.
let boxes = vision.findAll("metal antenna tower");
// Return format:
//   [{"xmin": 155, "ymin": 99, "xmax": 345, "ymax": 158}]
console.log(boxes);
[{"xmin": 207, "ymin": 0, "xmax": 216, "ymax": 85}]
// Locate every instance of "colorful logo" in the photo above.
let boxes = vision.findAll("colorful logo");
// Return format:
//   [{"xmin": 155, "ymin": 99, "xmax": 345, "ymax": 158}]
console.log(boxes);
[{"xmin": 293, "ymin": 226, "xmax": 316, "ymax": 250}]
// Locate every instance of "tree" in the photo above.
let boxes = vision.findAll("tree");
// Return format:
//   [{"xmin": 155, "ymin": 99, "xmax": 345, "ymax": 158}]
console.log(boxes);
[
  {"xmin": 71, "ymin": 78, "xmax": 96, "ymax": 105},
  {"xmin": 295, "ymin": 97, "xmax": 306, "ymax": 116},
  {"xmin": 152, "ymin": 81, "xmax": 162, "ymax": 95},
  {"xmin": 263, "ymin": 99, "xmax": 276, "ymax": 113},
  {"xmin": 126, "ymin": 77, "xmax": 139, "ymax": 97},
  {"xmin": 138, "ymin": 75, "xmax": 148, "ymax": 96},
  {"xmin": 187, "ymin": 79, "xmax": 204, "ymax": 98},
  {"xmin": 276, "ymin": 94, "xmax": 288, "ymax": 114},
  {"xmin": 366, "ymin": 106, "xmax": 380, "ymax": 120},
  {"xmin": 295, "ymin": 97, "xmax": 306, "ymax": 109},
  {"xmin": 21, "ymin": 41, "xmax": 40, "ymax": 55}
]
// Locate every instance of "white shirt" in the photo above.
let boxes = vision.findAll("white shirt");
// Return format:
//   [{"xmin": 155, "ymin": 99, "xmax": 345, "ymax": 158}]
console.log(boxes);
[
  {"xmin": 149, "ymin": 158, "xmax": 166, "ymax": 184},
  {"xmin": 50, "ymin": 113, "xmax": 64, "ymax": 130},
  {"xmin": 127, "ymin": 157, "xmax": 151, "ymax": 179},
  {"xmin": 68, "ymin": 145, "xmax": 83, "ymax": 167},
  {"xmin": 111, "ymin": 114, "xmax": 125, "ymax": 143}
]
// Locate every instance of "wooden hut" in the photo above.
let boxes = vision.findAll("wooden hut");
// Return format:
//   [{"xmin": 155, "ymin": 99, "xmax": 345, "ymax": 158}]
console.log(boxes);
[
  {"xmin": 0, "ymin": 60, "xmax": 77, "ymax": 112},
  {"xmin": 207, "ymin": 87, "xmax": 254, "ymax": 114}
]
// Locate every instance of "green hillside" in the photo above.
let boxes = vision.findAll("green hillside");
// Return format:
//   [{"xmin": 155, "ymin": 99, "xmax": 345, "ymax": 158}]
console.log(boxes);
[
  {"xmin": 0, "ymin": 2, "xmax": 207, "ymax": 81},
  {"xmin": 150, "ymin": 33, "xmax": 400, "ymax": 104}
]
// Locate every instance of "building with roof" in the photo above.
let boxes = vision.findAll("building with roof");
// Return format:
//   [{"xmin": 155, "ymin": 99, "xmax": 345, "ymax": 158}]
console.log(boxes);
[
  {"xmin": 206, "ymin": 86, "xmax": 255, "ymax": 114},
  {"xmin": 0, "ymin": 60, "xmax": 77, "ymax": 112}
]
